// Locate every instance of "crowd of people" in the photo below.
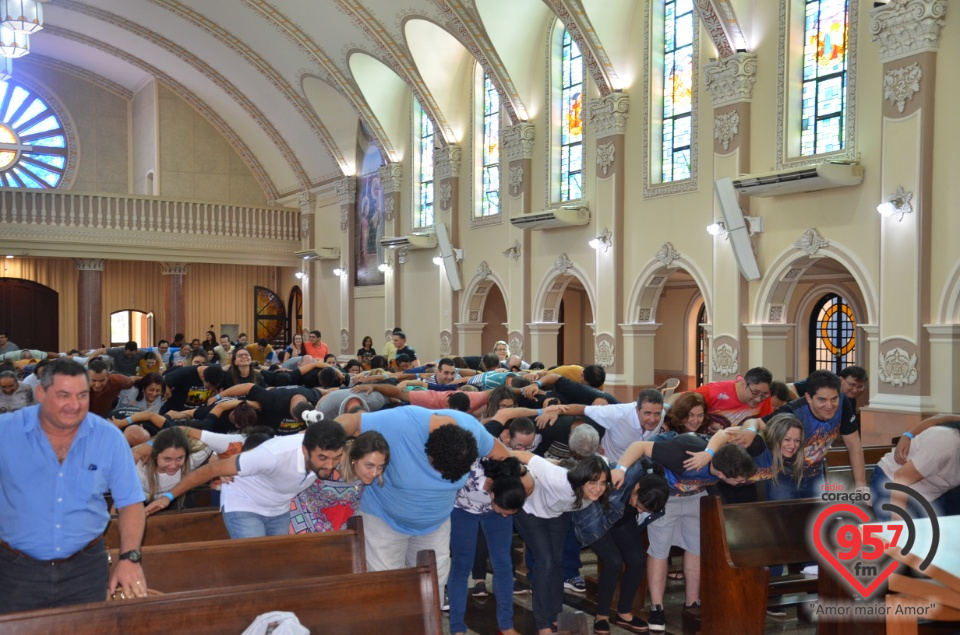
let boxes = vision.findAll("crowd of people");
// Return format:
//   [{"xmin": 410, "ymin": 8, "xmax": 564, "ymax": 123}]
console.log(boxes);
[{"xmin": 1, "ymin": 325, "xmax": 959, "ymax": 635}]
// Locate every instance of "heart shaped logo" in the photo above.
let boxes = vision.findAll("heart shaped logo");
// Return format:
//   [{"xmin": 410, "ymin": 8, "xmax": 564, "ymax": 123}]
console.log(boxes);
[{"xmin": 812, "ymin": 503, "xmax": 900, "ymax": 598}]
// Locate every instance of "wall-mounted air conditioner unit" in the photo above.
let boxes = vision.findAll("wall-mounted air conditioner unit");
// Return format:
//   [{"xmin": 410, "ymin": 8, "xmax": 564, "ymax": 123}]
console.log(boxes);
[
  {"xmin": 379, "ymin": 233, "xmax": 438, "ymax": 250},
  {"xmin": 509, "ymin": 206, "xmax": 590, "ymax": 231},
  {"xmin": 732, "ymin": 162, "xmax": 863, "ymax": 197},
  {"xmin": 294, "ymin": 247, "xmax": 340, "ymax": 260}
]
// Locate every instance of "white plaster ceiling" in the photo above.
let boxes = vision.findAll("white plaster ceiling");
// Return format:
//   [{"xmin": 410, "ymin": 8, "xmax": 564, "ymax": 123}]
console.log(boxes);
[{"xmin": 21, "ymin": 1, "xmax": 740, "ymax": 203}]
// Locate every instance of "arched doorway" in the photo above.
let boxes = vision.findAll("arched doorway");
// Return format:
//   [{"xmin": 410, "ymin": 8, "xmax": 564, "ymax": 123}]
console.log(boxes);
[
  {"xmin": 0, "ymin": 278, "xmax": 58, "ymax": 350},
  {"xmin": 110, "ymin": 310, "xmax": 155, "ymax": 347},
  {"xmin": 254, "ymin": 286, "xmax": 287, "ymax": 349},
  {"xmin": 287, "ymin": 286, "xmax": 303, "ymax": 344},
  {"xmin": 479, "ymin": 284, "xmax": 507, "ymax": 355},
  {"xmin": 557, "ymin": 281, "xmax": 593, "ymax": 365}
]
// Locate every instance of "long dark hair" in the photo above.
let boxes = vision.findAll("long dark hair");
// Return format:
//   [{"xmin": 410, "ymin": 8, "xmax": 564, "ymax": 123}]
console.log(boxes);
[
  {"xmin": 135, "ymin": 372, "xmax": 164, "ymax": 402},
  {"xmin": 481, "ymin": 457, "xmax": 527, "ymax": 511},
  {"xmin": 567, "ymin": 456, "xmax": 612, "ymax": 510}
]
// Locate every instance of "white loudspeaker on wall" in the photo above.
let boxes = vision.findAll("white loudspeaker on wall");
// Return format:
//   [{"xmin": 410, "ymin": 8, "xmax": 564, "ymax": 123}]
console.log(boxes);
[
  {"xmin": 435, "ymin": 223, "xmax": 463, "ymax": 292},
  {"xmin": 713, "ymin": 177, "xmax": 761, "ymax": 281}
]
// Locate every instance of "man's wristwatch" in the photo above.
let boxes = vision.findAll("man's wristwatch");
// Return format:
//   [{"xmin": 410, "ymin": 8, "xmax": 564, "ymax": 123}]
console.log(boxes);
[{"xmin": 118, "ymin": 550, "xmax": 142, "ymax": 563}]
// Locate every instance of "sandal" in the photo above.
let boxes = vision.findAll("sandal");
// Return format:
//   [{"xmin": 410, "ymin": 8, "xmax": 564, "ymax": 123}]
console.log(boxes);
[
  {"xmin": 667, "ymin": 571, "xmax": 685, "ymax": 581},
  {"xmin": 593, "ymin": 618, "xmax": 611, "ymax": 635}
]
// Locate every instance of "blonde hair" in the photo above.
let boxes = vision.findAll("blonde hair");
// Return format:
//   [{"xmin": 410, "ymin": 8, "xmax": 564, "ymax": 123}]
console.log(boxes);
[
  {"xmin": 762, "ymin": 413, "xmax": 806, "ymax": 485},
  {"xmin": 492, "ymin": 340, "xmax": 510, "ymax": 355}
]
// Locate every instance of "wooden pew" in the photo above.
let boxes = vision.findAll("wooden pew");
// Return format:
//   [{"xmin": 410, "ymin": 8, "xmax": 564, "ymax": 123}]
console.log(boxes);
[
  {"xmin": 123, "ymin": 516, "xmax": 365, "ymax": 594},
  {"xmin": 700, "ymin": 496, "xmax": 884, "ymax": 635},
  {"xmin": 103, "ymin": 508, "xmax": 228, "ymax": 549},
  {"xmin": 0, "ymin": 550, "xmax": 443, "ymax": 635},
  {"xmin": 823, "ymin": 444, "xmax": 893, "ymax": 491}
]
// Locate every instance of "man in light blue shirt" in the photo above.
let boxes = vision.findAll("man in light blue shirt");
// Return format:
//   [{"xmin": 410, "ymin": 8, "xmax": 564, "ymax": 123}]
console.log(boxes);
[
  {"xmin": 335, "ymin": 406, "xmax": 510, "ymax": 589},
  {"xmin": 0, "ymin": 358, "xmax": 147, "ymax": 612}
]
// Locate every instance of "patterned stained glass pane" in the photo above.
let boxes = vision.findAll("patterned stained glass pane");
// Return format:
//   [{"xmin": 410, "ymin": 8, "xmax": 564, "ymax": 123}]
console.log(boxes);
[
  {"xmin": 0, "ymin": 80, "xmax": 67, "ymax": 189},
  {"xmin": 801, "ymin": 0, "xmax": 848, "ymax": 157},
  {"xmin": 416, "ymin": 108, "xmax": 434, "ymax": 228},
  {"xmin": 810, "ymin": 293, "xmax": 856, "ymax": 374},
  {"xmin": 480, "ymin": 74, "xmax": 500, "ymax": 217},
  {"xmin": 661, "ymin": 0, "xmax": 694, "ymax": 183},
  {"xmin": 560, "ymin": 29, "xmax": 583, "ymax": 202}
]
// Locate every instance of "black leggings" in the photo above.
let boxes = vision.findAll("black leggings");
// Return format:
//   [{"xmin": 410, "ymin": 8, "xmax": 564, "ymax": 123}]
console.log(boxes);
[{"xmin": 589, "ymin": 507, "xmax": 646, "ymax": 617}]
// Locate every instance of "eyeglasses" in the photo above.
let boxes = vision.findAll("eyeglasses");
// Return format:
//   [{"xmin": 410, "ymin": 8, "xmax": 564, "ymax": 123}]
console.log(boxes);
[
  {"xmin": 586, "ymin": 480, "xmax": 613, "ymax": 490},
  {"xmin": 842, "ymin": 379, "xmax": 866, "ymax": 392},
  {"xmin": 747, "ymin": 385, "xmax": 770, "ymax": 401},
  {"xmin": 510, "ymin": 443, "xmax": 536, "ymax": 451}
]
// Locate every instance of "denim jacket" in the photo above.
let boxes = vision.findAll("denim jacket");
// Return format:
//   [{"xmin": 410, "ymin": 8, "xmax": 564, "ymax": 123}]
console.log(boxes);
[{"xmin": 572, "ymin": 458, "xmax": 665, "ymax": 546}]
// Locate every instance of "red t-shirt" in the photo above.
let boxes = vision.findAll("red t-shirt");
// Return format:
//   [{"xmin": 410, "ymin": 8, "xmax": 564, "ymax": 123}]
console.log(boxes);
[
  {"xmin": 89, "ymin": 374, "xmax": 134, "ymax": 417},
  {"xmin": 691, "ymin": 380, "xmax": 773, "ymax": 429},
  {"xmin": 303, "ymin": 341, "xmax": 329, "ymax": 360}
]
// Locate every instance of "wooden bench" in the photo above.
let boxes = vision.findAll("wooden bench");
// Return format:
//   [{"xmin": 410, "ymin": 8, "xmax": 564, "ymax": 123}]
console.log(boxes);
[
  {"xmin": 701, "ymin": 496, "xmax": 884, "ymax": 635},
  {"xmin": 103, "ymin": 508, "xmax": 228, "ymax": 549},
  {"xmin": 823, "ymin": 444, "xmax": 893, "ymax": 492},
  {"xmin": 118, "ymin": 516, "xmax": 365, "ymax": 594},
  {"xmin": 0, "ymin": 550, "xmax": 443, "ymax": 635}
]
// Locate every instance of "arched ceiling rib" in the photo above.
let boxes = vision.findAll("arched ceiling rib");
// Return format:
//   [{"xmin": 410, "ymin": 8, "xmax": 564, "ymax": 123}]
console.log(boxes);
[
  {"xmin": 581, "ymin": 0, "xmax": 639, "ymax": 89},
  {"xmin": 348, "ymin": 52, "xmax": 411, "ymax": 161},
  {"xmin": 302, "ymin": 76, "xmax": 361, "ymax": 176},
  {"xmin": 149, "ymin": 0, "xmax": 351, "ymax": 178},
  {"xmin": 44, "ymin": 24, "xmax": 280, "ymax": 200},
  {"xmin": 542, "ymin": 0, "xmax": 619, "ymax": 95}
]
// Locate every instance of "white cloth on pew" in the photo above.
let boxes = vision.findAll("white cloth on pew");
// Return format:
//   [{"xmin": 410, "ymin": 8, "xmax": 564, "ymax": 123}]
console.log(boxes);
[{"xmin": 241, "ymin": 611, "xmax": 309, "ymax": 635}]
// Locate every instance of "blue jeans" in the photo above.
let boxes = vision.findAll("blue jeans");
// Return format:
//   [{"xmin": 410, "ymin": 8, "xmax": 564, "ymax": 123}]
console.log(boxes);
[
  {"xmin": 515, "ymin": 510, "xmax": 570, "ymax": 631},
  {"xmin": 0, "ymin": 539, "xmax": 109, "ymax": 613},
  {"xmin": 524, "ymin": 524, "xmax": 582, "ymax": 580},
  {"xmin": 222, "ymin": 510, "xmax": 290, "ymax": 538},
  {"xmin": 448, "ymin": 507, "xmax": 515, "ymax": 633},
  {"xmin": 869, "ymin": 467, "xmax": 941, "ymax": 521},
  {"xmin": 766, "ymin": 472, "xmax": 823, "ymax": 501}
]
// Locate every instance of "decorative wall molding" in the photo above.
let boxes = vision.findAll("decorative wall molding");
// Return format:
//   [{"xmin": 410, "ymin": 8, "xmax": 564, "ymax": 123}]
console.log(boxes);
[
  {"xmin": 336, "ymin": 177, "xmax": 357, "ymax": 206},
  {"xmin": 794, "ymin": 228, "xmax": 830, "ymax": 256},
  {"xmin": 297, "ymin": 192, "xmax": 316, "ymax": 214},
  {"xmin": 714, "ymin": 110, "xmax": 740, "ymax": 151},
  {"xmin": 476, "ymin": 261, "xmax": 492, "ymax": 280},
  {"xmin": 587, "ymin": 93, "xmax": 629, "ymax": 139},
  {"xmin": 596, "ymin": 142, "xmax": 615, "ymax": 176},
  {"xmin": 439, "ymin": 183, "xmax": 453, "ymax": 211},
  {"xmin": 703, "ymin": 53, "xmax": 758, "ymax": 107},
  {"xmin": 159, "ymin": 262, "xmax": 189, "ymax": 276},
  {"xmin": 692, "ymin": 0, "xmax": 736, "ymax": 58},
  {"xmin": 75, "ymin": 258, "xmax": 106, "ymax": 272},
  {"xmin": 502, "ymin": 122, "xmax": 535, "ymax": 162},
  {"xmin": 509, "ymin": 332, "xmax": 523, "ymax": 358},
  {"xmin": 384, "ymin": 197, "xmax": 396, "ymax": 223},
  {"xmin": 712, "ymin": 342, "xmax": 739, "ymax": 376},
  {"xmin": 638, "ymin": 308, "xmax": 652, "ymax": 322},
  {"xmin": 768, "ymin": 305, "xmax": 785, "ymax": 323},
  {"xmin": 654, "ymin": 242, "xmax": 681, "ymax": 267},
  {"xmin": 553, "ymin": 253, "xmax": 574, "ymax": 274},
  {"xmin": 883, "ymin": 63, "xmax": 923, "ymax": 113},
  {"xmin": 434, "ymin": 145, "xmax": 462, "ymax": 180},
  {"xmin": 340, "ymin": 329, "xmax": 350, "ymax": 354},
  {"xmin": 503, "ymin": 240, "xmax": 522, "ymax": 262},
  {"xmin": 508, "ymin": 165, "xmax": 524, "ymax": 196},
  {"xmin": 439, "ymin": 330, "xmax": 453, "ymax": 357},
  {"xmin": 878, "ymin": 346, "xmax": 919, "ymax": 387},
  {"xmin": 595, "ymin": 335, "xmax": 615, "ymax": 368},
  {"xmin": 378, "ymin": 163, "xmax": 403, "ymax": 194},
  {"xmin": 870, "ymin": 0, "xmax": 948, "ymax": 63}
]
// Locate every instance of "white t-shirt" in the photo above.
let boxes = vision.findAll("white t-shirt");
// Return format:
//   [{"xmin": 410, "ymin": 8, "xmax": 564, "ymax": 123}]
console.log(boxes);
[
  {"xmin": 199, "ymin": 430, "xmax": 247, "ymax": 454},
  {"xmin": 877, "ymin": 426, "xmax": 960, "ymax": 502},
  {"xmin": 221, "ymin": 434, "xmax": 316, "ymax": 516},
  {"xmin": 522, "ymin": 455, "xmax": 592, "ymax": 519},
  {"xmin": 584, "ymin": 403, "xmax": 662, "ymax": 462}
]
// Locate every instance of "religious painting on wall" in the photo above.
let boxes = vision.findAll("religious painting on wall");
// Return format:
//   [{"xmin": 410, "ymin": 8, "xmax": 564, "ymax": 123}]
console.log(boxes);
[{"xmin": 355, "ymin": 124, "xmax": 385, "ymax": 287}]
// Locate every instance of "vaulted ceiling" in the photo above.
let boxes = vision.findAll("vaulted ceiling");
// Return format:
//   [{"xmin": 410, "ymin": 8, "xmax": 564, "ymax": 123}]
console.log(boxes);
[{"xmin": 28, "ymin": 0, "xmax": 744, "ymax": 202}]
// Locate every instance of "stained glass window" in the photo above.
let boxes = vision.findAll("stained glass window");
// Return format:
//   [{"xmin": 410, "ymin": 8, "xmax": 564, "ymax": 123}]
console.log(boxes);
[
  {"xmin": 809, "ymin": 293, "xmax": 856, "ymax": 374},
  {"xmin": 416, "ymin": 107, "xmax": 434, "ymax": 229},
  {"xmin": 480, "ymin": 74, "xmax": 500, "ymax": 217},
  {"xmin": 0, "ymin": 80, "xmax": 67, "ymax": 188},
  {"xmin": 560, "ymin": 29, "xmax": 583, "ymax": 202},
  {"xmin": 662, "ymin": 0, "xmax": 694, "ymax": 183},
  {"xmin": 801, "ymin": 0, "xmax": 848, "ymax": 156}
]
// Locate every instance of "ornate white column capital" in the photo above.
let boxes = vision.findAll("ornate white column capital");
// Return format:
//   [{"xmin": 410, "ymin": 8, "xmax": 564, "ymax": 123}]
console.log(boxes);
[
  {"xmin": 297, "ymin": 192, "xmax": 316, "ymax": 215},
  {"xmin": 335, "ymin": 176, "xmax": 357, "ymax": 206},
  {"xmin": 502, "ymin": 122, "xmax": 535, "ymax": 162},
  {"xmin": 587, "ymin": 92, "xmax": 629, "ymax": 138},
  {"xmin": 703, "ymin": 52, "xmax": 758, "ymax": 107},
  {"xmin": 378, "ymin": 163, "xmax": 403, "ymax": 194},
  {"xmin": 74, "ymin": 258, "xmax": 106, "ymax": 272},
  {"xmin": 871, "ymin": 0, "xmax": 947, "ymax": 63},
  {"xmin": 159, "ymin": 262, "xmax": 189, "ymax": 276},
  {"xmin": 433, "ymin": 145, "xmax": 462, "ymax": 181}
]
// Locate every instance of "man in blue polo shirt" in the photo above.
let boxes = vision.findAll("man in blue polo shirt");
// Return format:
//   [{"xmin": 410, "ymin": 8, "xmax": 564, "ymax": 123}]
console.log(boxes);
[
  {"xmin": 334, "ymin": 405, "xmax": 510, "ymax": 590},
  {"xmin": 0, "ymin": 358, "xmax": 147, "ymax": 612}
]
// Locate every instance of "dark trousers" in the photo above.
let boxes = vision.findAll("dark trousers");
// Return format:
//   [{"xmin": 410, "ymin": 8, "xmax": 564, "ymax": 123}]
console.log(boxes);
[
  {"xmin": 590, "ymin": 507, "xmax": 646, "ymax": 617},
  {"xmin": 0, "ymin": 539, "xmax": 109, "ymax": 613},
  {"xmin": 514, "ymin": 510, "xmax": 570, "ymax": 630}
]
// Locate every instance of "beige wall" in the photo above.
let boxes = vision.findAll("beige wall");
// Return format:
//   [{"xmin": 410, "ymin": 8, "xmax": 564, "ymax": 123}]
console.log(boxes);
[
  {"xmin": 132, "ymin": 80, "xmax": 158, "ymax": 196},
  {"xmin": 157, "ymin": 86, "xmax": 267, "ymax": 206}
]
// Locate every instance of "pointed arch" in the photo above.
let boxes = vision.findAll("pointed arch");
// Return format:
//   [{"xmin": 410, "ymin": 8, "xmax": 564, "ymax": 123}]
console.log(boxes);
[
  {"xmin": 460, "ymin": 267, "xmax": 510, "ymax": 325},
  {"xmin": 532, "ymin": 260, "xmax": 597, "ymax": 325},
  {"xmin": 626, "ymin": 255, "xmax": 713, "ymax": 325},
  {"xmin": 938, "ymin": 258, "xmax": 960, "ymax": 324}
]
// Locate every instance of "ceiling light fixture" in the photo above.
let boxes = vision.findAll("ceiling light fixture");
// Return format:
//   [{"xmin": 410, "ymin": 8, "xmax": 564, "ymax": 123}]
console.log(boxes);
[
  {"xmin": 877, "ymin": 186, "xmax": 913, "ymax": 222},
  {"xmin": 0, "ymin": 0, "xmax": 43, "ymax": 34}
]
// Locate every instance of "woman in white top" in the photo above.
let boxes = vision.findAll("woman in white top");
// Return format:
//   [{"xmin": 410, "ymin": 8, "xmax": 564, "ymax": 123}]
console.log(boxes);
[
  {"xmin": 117, "ymin": 372, "xmax": 165, "ymax": 413},
  {"xmin": 512, "ymin": 452, "xmax": 612, "ymax": 635},
  {"xmin": 137, "ymin": 427, "xmax": 211, "ymax": 508}
]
